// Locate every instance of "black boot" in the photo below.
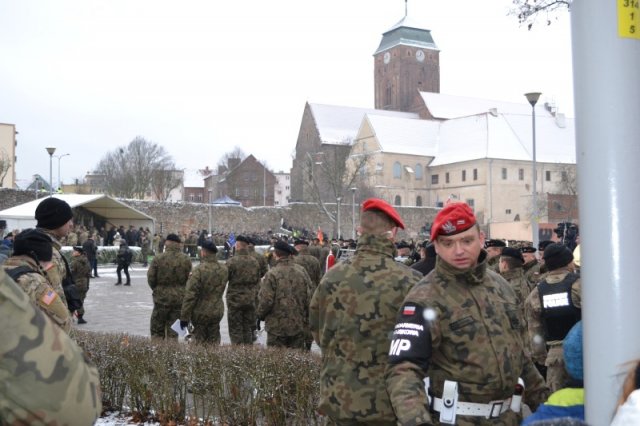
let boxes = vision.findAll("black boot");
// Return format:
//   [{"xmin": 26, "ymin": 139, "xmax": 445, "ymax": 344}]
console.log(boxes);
[
  {"xmin": 124, "ymin": 282, "xmax": 131, "ymax": 286},
  {"xmin": 115, "ymin": 282, "xmax": 122, "ymax": 286},
  {"xmin": 77, "ymin": 315, "xmax": 87, "ymax": 324}
]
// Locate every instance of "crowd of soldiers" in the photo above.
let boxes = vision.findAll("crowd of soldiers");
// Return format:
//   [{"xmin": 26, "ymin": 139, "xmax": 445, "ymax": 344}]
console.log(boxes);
[{"xmin": 0, "ymin": 195, "xmax": 597, "ymax": 425}]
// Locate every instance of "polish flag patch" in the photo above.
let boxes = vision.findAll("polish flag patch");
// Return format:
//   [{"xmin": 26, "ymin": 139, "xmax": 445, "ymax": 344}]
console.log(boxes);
[
  {"xmin": 41, "ymin": 290, "xmax": 57, "ymax": 306},
  {"xmin": 403, "ymin": 305, "xmax": 416, "ymax": 316}
]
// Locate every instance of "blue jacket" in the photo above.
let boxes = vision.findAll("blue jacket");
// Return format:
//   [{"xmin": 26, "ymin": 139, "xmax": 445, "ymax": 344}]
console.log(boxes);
[{"xmin": 522, "ymin": 388, "xmax": 584, "ymax": 425}]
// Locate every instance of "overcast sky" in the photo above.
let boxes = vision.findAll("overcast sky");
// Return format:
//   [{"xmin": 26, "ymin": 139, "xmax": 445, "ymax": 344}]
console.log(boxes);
[{"xmin": 0, "ymin": 0, "xmax": 573, "ymax": 188}]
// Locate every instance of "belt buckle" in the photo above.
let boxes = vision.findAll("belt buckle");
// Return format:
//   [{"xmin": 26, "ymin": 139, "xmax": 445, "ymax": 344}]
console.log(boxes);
[{"xmin": 488, "ymin": 401, "xmax": 503, "ymax": 419}]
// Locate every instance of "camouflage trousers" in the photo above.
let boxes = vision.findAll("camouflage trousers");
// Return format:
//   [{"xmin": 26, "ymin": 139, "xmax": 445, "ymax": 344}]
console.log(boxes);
[
  {"xmin": 76, "ymin": 283, "xmax": 89, "ymax": 316},
  {"xmin": 227, "ymin": 304, "xmax": 255, "ymax": 344},
  {"xmin": 266, "ymin": 332, "xmax": 306, "ymax": 350},
  {"xmin": 546, "ymin": 345, "xmax": 571, "ymax": 392},
  {"xmin": 150, "ymin": 303, "xmax": 181, "ymax": 339},
  {"xmin": 191, "ymin": 316, "xmax": 223, "ymax": 345}
]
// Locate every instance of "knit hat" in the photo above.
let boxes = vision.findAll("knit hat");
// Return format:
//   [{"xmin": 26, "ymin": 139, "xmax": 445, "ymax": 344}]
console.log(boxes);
[
  {"xmin": 563, "ymin": 321, "xmax": 583, "ymax": 381},
  {"xmin": 13, "ymin": 229, "xmax": 53, "ymax": 262},
  {"xmin": 543, "ymin": 243, "xmax": 574, "ymax": 271},
  {"xmin": 35, "ymin": 198, "xmax": 73, "ymax": 230},
  {"xmin": 430, "ymin": 202, "xmax": 476, "ymax": 242},
  {"xmin": 165, "ymin": 233, "xmax": 181, "ymax": 243}
]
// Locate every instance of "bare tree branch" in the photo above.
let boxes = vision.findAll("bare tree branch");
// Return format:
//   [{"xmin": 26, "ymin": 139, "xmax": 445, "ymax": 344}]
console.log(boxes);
[
  {"xmin": 509, "ymin": 0, "xmax": 571, "ymax": 29},
  {"xmin": 0, "ymin": 148, "xmax": 12, "ymax": 187}
]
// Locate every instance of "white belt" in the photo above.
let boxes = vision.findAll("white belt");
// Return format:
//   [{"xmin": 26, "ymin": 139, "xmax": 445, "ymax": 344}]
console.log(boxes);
[{"xmin": 433, "ymin": 396, "xmax": 512, "ymax": 419}]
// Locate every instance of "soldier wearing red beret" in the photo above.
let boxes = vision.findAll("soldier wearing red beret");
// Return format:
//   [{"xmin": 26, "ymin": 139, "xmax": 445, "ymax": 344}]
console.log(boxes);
[{"xmin": 386, "ymin": 202, "xmax": 549, "ymax": 425}]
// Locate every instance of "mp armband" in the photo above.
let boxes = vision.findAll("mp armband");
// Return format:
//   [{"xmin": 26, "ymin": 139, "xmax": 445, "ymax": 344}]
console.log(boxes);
[{"xmin": 388, "ymin": 302, "xmax": 432, "ymax": 371}]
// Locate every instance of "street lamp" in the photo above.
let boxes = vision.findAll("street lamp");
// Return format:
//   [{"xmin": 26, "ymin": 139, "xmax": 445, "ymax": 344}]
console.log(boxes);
[
  {"xmin": 525, "ymin": 92, "xmax": 542, "ymax": 250},
  {"xmin": 336, "ymin": 196, "xmax": 342, "ymax": 239},
  {"xmin": 351, "ymin": 187, "xmax": 357, "ymax": 239},
  {"xmin": 55, "ymin": 153, "xmax": 70, "ymax": 191},
  {"xmin": 45, "ymin": 147, "xmax": 56, "ymax": 196}
]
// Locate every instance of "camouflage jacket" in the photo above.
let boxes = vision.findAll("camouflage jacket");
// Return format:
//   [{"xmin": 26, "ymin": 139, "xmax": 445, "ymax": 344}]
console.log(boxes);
[
  {"xmin": 2, "ymin": 256, "xmax": 72, "ymax": 332},
  {"xmin": 248, "ymin": 246, "xmax": 268, "ymax": 278},
  {"xmin": 225, "ymin": 249, "xmax": 261, "ymax": 308},
  {"xmin": 386, "ymin": 252, "xmax": 549, "ymax": 426},
  {"xmin": 524, "ymin": 268, "xmax": 581, "ymax": 365},
  {"xmin": 180, "ymin": 254, "xmax": 228, "ymax": 322},
  {"xmin": 500, "ymin": 267, "xmax": 530, "ymax": 308},
  {"xmin": 294, "ymin": 247, "xmax": 322, "ymax": 289},
  {"xmin": 309, "ymin": 234, "xmax": 422, "ymax": 423},
  {"xmin": 257, "ymin": 257, "xmax": 312, "ymax": 337},
  {"xmin": 523, "ymin": 259, "xmax": 541, "ymax": 287},
  {"xmin": 70, "ymin": 255, "xmax": 91, "ymax": 289},
  {"xmin": 37, "ymin": 228, "xmax": 68, "ymax": 307},
  {"xmin": 147, "ymin": 245, "xmax": 192, "ymax": 306},
  {"xmin": 487, "ymin": 255, "xmax": 501, "ymax": 273},
  {"xmin": 0, "ymin": 268, "xmax": 101, "ymax": 424}
]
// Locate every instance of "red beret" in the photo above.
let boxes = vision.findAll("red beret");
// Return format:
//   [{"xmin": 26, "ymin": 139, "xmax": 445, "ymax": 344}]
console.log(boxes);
[
  {"xmin": 361, "ymin": 198, "xmax": 405, "ymax": 229},
  {"xmin": 430, "ymin": 202, "xmax": 476, "ymax": 241}
]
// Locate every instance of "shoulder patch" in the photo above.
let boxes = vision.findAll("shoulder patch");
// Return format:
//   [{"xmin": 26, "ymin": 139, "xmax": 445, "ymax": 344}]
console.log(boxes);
[{"xmin": 41, "ymin": 289, "xmax": 58, "ymax": 306}]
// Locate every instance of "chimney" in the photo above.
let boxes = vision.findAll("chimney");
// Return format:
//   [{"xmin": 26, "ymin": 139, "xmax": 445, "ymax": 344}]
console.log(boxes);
[
  {"xmin": 488, "ymin": 108, "xmax": 498, "ymax": 117},
  {"xmin": 218, "ymin": 165, "xmax": 228, "ymax": 175}
]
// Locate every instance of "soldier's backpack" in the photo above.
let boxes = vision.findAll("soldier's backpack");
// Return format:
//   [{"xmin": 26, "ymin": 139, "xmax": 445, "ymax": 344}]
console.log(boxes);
[{"xmin": 5, "ymin": 265, "xmax": 36, "ymax": 282}]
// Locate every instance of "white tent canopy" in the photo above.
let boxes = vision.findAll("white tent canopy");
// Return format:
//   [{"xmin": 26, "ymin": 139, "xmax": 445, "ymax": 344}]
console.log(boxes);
[{"xmin": 0, "ymin": 194, "xmax": 155, "ymax": 233}]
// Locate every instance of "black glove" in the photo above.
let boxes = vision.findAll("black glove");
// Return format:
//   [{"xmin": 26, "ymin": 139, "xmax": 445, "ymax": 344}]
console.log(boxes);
[
  {"xmin": 255, "ymin": 318, "xmax": 261, "ymax": 331},
  {"xmin": 180, "ymin": 320, "xmax": 189, "ymax": 329}
]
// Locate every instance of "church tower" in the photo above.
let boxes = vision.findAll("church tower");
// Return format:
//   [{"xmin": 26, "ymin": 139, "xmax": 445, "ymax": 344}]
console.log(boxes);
[{"xmin": 374, "ymin": 15, "xmax": 440, "ymax": 112}]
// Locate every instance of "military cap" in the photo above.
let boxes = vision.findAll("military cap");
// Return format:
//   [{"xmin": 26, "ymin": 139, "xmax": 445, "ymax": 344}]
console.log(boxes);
[
  {"xmin": 274, "ymin": 240, "xmax": 297, "ymax": 255},
  {"xmin": 520, "ymin": 246, "xmax": 537, "ymax": 254},
  {"xmin": 362, "ymin": 198, "xmax": 405, "ymax": 229},
  {"xmin": 293, "ymin": 239, "xmax": 309, "ymax": 246},
  {"xmin": 430, "ymin": 202, "xmax": 476, "ymax": 242},
  {"xmin": 72, "ymin": 246, "xmax": 85, "ymax": 254},
  {"xmin": 13, "ymin": 229, "xmax": 53, "ymax": 262},
  {"xmin": 235, "ymin": 235, "xmax": 251, "ymax": 244},
  {"xmin": 500, "ymin": 247, "xmax": 524, "ymax": 264},
  {"xmin": 396, "ymin": 240, "xmax": 411, "ymax": 249},
  {"xmin": 485, "ymin": 239, "xmax": 506, "ymax": 248},
  {"xmin": 538, "ymin": 240, "xmax": 554, "ymax": 251},
  {"xmin": 201, "ymin": 240, "xmax": 218, "ymax": 253},
  {"xmin": 166, "ymin": 233, "xmax": 181, "ymax": 243},
  {"xmin": 35, "ymin": 197, "xmax": 73, "ymax": 230},
  {"xmin": 543, "ymin": 243, "xmax": 574, "ymax": 271}
]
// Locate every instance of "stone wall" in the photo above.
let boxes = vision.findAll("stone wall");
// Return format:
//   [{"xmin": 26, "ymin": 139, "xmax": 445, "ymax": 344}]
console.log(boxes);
[{"xmin": 0, "ymin": 189, "xmax": 439, "ymax": 239}]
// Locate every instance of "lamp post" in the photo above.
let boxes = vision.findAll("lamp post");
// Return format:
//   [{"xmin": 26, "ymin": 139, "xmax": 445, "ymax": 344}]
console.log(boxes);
[
  {"xmin": 336, "ymin": 196, "xmax": 342, "ymax": 239},
  {"xmin": 351, "ymin": 187, "xmax": 357, "ymax": 239},
  {"xmin": 45, "ymin": 147, "xmax": 56, "ymax": 196},
  {"xmin": 55, "ymin": 153, "xmax": 70, "ymax": 191},
  {"xmin": 525, "ymin": 92, "xmax": 542, "ymax": 250}
]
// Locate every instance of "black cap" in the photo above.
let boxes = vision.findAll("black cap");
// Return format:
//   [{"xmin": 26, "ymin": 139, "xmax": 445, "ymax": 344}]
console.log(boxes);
[
  {"xmin": 294, "ymin": 239, "xmax": 309, "ymax": 246},
  {"xmin": 236, "ymin": 235, "xmax": 251, "ymax": 244},
  {"xmin": 485, "ymin": 239, "xmax": 506, "ymax": 248},
  {"xmin": 501, "ymin": 247, "xmax": 524, "ymax": 264},
  {"xmin": 13, "ymin": 229, "xmax": 53, "ymax": 262},
  {"xmin": 72, "ymin": 246, "xmax": 84, "ymax": 254},
  {"xmin": 274, "ymin": 240, "xmax": 296, "ymax": 255},
  {"xmin": 35, "ymin": 198, "xmax": 73, "ymax": 230},
  {"xmin": 543, "ymin": 243, "xmax": 574, "ymax": 271},
  {"xmin": 397, "ymin": 240, "xmax": 411, "ymax": 249},
  {"xmin": 201, "ymin": 240, "xmax": 218, "ymax": 253},
  {"xmin": 520, "ymin": 245, "xmax": 537, "ymax": 254},
  {"xmin": 538, "ymin": 240, "xmax": 554, "ymax": 251},
  {"xmin": 166, "ymin": 233, "xmax": 181, "ymax": 243}
]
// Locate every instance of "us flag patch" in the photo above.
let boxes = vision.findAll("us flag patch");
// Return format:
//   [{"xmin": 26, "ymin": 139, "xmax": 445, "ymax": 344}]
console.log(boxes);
[
  {"xmin": 402, "ymin": 305, "xmax": 416, "ymax": 316},
  {"xmin": 41, "ymin": 290, "xmax": 57, "ymax": 306}
]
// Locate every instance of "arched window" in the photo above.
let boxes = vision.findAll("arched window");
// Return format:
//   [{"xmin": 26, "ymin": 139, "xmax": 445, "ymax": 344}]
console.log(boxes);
[
  {"xmin": 416, "ymin": 196, "xmax": 423, "ymax": 206},
  {"xmin": 393, "ymin": 162, "xmax": 402, "ymax": 178},
  {"xmin": 394, "ymin": 195, "xmax": 402, "ymax": 206},
  {"xmin": 415, "ymin": 164, "xmax": 423, "ymax": 180}
]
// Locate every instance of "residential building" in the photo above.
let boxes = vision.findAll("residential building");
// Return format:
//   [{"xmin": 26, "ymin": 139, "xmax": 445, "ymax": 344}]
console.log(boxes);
[
  {"xmin": 214, "ymin": 155, "xmax": 275, "ymax": 207},
  {"xmin": 0, "ymin": 123, "xmax": 17, "ymax": 188},
  {"xmin": 273, "ymin": 171, "xmax": 291, "ymax": 206}
]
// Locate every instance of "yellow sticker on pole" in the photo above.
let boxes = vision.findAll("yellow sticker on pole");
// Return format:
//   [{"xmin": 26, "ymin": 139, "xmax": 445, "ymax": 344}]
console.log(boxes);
[{"xmin": 619, "ymin": 0, "xmax": 640, "ymax": 39}]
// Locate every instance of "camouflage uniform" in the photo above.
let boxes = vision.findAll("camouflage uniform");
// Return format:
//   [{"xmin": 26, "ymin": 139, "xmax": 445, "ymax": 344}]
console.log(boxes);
[
  {"xmin": 225, "ymin": 248, "xmax": 261, "ymax": 344},
  {"xmin": 37, "ymin": 228, "xmax": 68, "ymax": 307},
  {"xmin": 257, "ymin": 257, "xmax": 312, "ymax": 349},
  {"xmin": 180, "ymin": 253, "xmax": 228, "ymax": 344},
  {"xmin": 309, "ymin": 234, "xmax": 422, "ymax": 425},
  {"xmin": 294, "ymin": 246, "xmax": 323, "ymax": 349},
  {"xmin": 500, "ymin": 267, "xmax": 532, "ymax": 356},
  {"xmin": 140, "ymin": 233, "xmax": 151, "ymax": 266},
  {"xmin": 2, "ymin": 256, "xmax": 72, "ymax": 332},
  {"xmin": 0, "ymin": 269, "xmax": 101, "ymax": 424},
  {"xmin": 524, "ymin": 268, "xmax": 581, "ymax": 392},
  {"xmin": 248, "ymin": 246, "xmax": 268, "ymax": 278},
  {"xmin": 386, "ymin": 252, "xmax": 549, "ymax": 426},
  {"xmin": 487, "ymin": 255, "xmax": 501, "ymax": 273},
  {"xmin": 147, "ymin": 244, "xmax": 192, "ymax": 339},
  {"xmin": 70, "ymin": 253, "xmax": 92, "ymax": 317},
  {"xmin": 523, "ymin": 260, "xmax": 541, "ymax": 290}
]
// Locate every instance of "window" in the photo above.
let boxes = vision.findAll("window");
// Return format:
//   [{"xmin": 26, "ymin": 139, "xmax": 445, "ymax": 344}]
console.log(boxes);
[
  {"xmin": 561, "ymin": 171, "xmax": 568, "ymax": 182},
  {"xmin": 375, "ymin": 163, "xmax": 384, "ymax": 175},
  {"xmin": 546, "ymin": 171, "xmax": 551, "ymax": 181},
  {"xmin": 431, "ymin": 174, "xmax": 439, "ymax": 184},
  {"xmin": 519, "ymin": 168, "xmax": 524, "ymax": 181},
  {"xmin": 285, "ymin": 186, "xmax": 289, "ymax": 190},
  {"xmin": 466, "ymin": 199, "xmax": 475, "ymax": 209},
  {"xmin": 462, "ymin": 170, "xmax": 466, "ymax": 182},
  {"xmin": 445, "ymin": 172, "xmax": 450, "ymax": 183},
  {"xmin": 394, "ymin": 195, "xmax": 402, "ymax": 206},
  {"xmin": 505, "ymin": 209, "xmax": 511, "ymax": 214},
  {"xmin": 415, "ymin": 164, "xmax": 423, "ymax": 180},
  {"xmin": 416, "ymin": 196, "xmax": 423, "ymax": 206},
  {"xmin": 436, "ymin": 201, "xmax": 444, "ymax": 207},
  {"xmin": 393, "ymin": 162, "xmax": 402, "ymax": 178},
  {"xmin": 473, "ymin": 169, "xmax": 478, "ymax": 181},
  {"xmin": 501, "ymin": 168, "xmax": 507, "ymax": 180}
]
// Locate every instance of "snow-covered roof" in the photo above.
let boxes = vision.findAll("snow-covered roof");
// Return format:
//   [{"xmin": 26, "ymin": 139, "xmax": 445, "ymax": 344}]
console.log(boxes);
[
  {"xmin": 420, "ymin": 92, "xmax": 543, "ymax": 119},
  {"xmin": 310, "ymin": 103, "xmax": 419, "ymax": 145},
  {"xmin": 429, "ymin": 111, "xmax": 575, "ymax": 166},
  {"xmin": 364, "ymin": 114, "xmax": 440, "ymax": 156},
  {"xmin": 211, "ymin": 195, "xmax": 241, "ymax": 206},
  {"xmin": 374, "ymin": 16, "xmax": 438, "ymax": 54}
]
